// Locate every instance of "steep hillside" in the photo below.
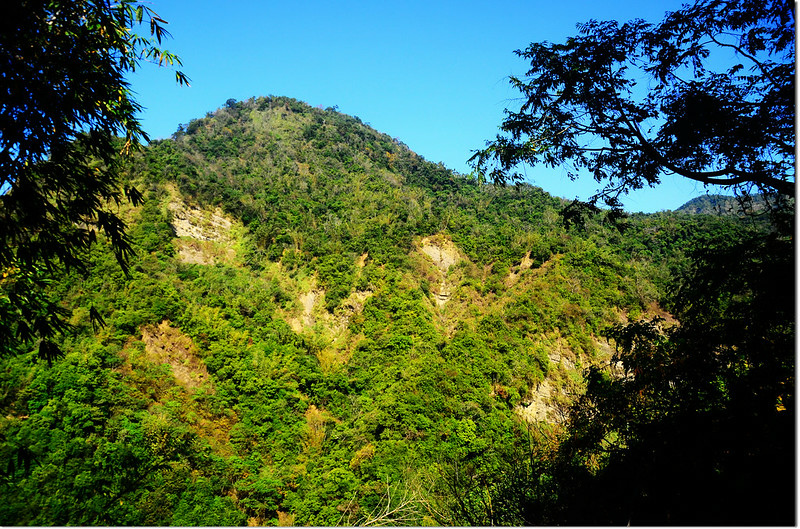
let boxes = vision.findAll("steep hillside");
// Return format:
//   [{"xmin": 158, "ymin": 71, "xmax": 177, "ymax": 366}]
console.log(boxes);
[{"xmin": 0, "ymin": 96, "xmax": 752, "ymax": 525}]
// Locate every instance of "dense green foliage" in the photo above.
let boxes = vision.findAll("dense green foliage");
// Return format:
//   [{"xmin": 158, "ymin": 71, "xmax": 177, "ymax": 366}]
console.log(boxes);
[
  {"xmin": 0, "ymin": 96, "xmax": 788, "ymax": 525},
  {"xmin": 464, "ymin": 0, "xmax": 795, "ymax": 522},
  {"xmin": 0, "ymin": 0, "xmax": 188, "ymax": 362},
  {"xmin": 449, "ymin": 232, "xmax": 794, "ymax": 525}
]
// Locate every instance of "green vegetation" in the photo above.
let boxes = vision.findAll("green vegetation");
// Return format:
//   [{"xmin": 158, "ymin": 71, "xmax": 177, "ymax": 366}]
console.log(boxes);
[
  {"xmin": 0, "ymin": 0, "xmax": 188, "ymax": 362},
  {"xmin": 1, "ymin": 0, "xmax": 793, "ymax": 523},
  {"xmin": 0, "ymin": 92, "xmax": 788, "ymax": 525},
  {"xmin": 463, "ymin": 0, "xmax": 794, "ymax": 522}
]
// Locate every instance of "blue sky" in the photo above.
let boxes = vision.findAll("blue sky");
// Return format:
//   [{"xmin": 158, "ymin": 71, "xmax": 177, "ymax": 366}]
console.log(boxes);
[{"xmin": 130, "ymin": 0, "xmax": 714, "ymax": 213}]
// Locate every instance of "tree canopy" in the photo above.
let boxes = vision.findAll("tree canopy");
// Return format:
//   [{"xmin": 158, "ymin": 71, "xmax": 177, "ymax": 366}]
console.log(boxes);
[
  {"xmin": 0, "ymin": 0, "xmax": 187, "ymax": 360},
  {"xmin": 471, "ymin": 0, "xmax": 795, "ymax": 209},
  {"xmin": 462, "ymin": 0, "xmax": 796, "ymax": 523}
]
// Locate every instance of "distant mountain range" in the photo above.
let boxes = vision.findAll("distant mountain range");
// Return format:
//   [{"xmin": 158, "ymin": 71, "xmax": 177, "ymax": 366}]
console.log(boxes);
[{"xmin": 676, "ymin": 193, "xmax": 767, "ymax": 215}]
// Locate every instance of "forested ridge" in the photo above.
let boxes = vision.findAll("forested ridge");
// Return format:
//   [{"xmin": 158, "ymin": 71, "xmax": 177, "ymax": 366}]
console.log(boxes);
[{"xmin": 0, "ymin": 96, "xmax": 791, "ymax": 525}]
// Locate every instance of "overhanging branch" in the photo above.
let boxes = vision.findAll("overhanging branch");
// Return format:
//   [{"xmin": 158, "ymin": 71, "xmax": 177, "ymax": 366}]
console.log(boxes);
[{"xmin": 611, "ymin": 94, "xmax": 795, "ymax": 196}]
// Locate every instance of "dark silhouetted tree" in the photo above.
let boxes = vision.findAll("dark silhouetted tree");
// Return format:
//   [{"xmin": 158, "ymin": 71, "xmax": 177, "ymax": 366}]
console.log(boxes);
[{"xmin": 471, "ymin": 0, "xmax": 794, "ymax": 210}]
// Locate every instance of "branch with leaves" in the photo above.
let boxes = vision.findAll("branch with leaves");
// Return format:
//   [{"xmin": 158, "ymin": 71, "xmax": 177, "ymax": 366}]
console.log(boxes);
[
  {"xmin": 0, "ymin": 0, "xmax": 188, "ymax": 360},
  {"xmin": 471, "ymin": 0, "xmax": 795, "ymax": 211}
]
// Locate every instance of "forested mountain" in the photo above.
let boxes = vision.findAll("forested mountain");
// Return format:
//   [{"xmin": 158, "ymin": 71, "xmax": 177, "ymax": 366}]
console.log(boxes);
[
  {"xmin": 676, "ymin": 194, "xmax": 770, "ymax": 216},
  {"xmin": 0, "ymin": 96, "xmax": 790, "ymax": 525}
]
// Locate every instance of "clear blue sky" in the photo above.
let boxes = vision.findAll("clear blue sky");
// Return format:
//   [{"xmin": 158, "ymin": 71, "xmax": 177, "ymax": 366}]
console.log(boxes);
[{"xmin": 130, "ymin": 0, "xmax": 714, "ymax": 213}]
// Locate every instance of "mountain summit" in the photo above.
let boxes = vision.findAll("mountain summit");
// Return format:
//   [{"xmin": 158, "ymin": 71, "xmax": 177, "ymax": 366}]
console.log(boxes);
[{"xmin": 0, "ymin": 95, "xmax": 766, "ymax": 525}]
